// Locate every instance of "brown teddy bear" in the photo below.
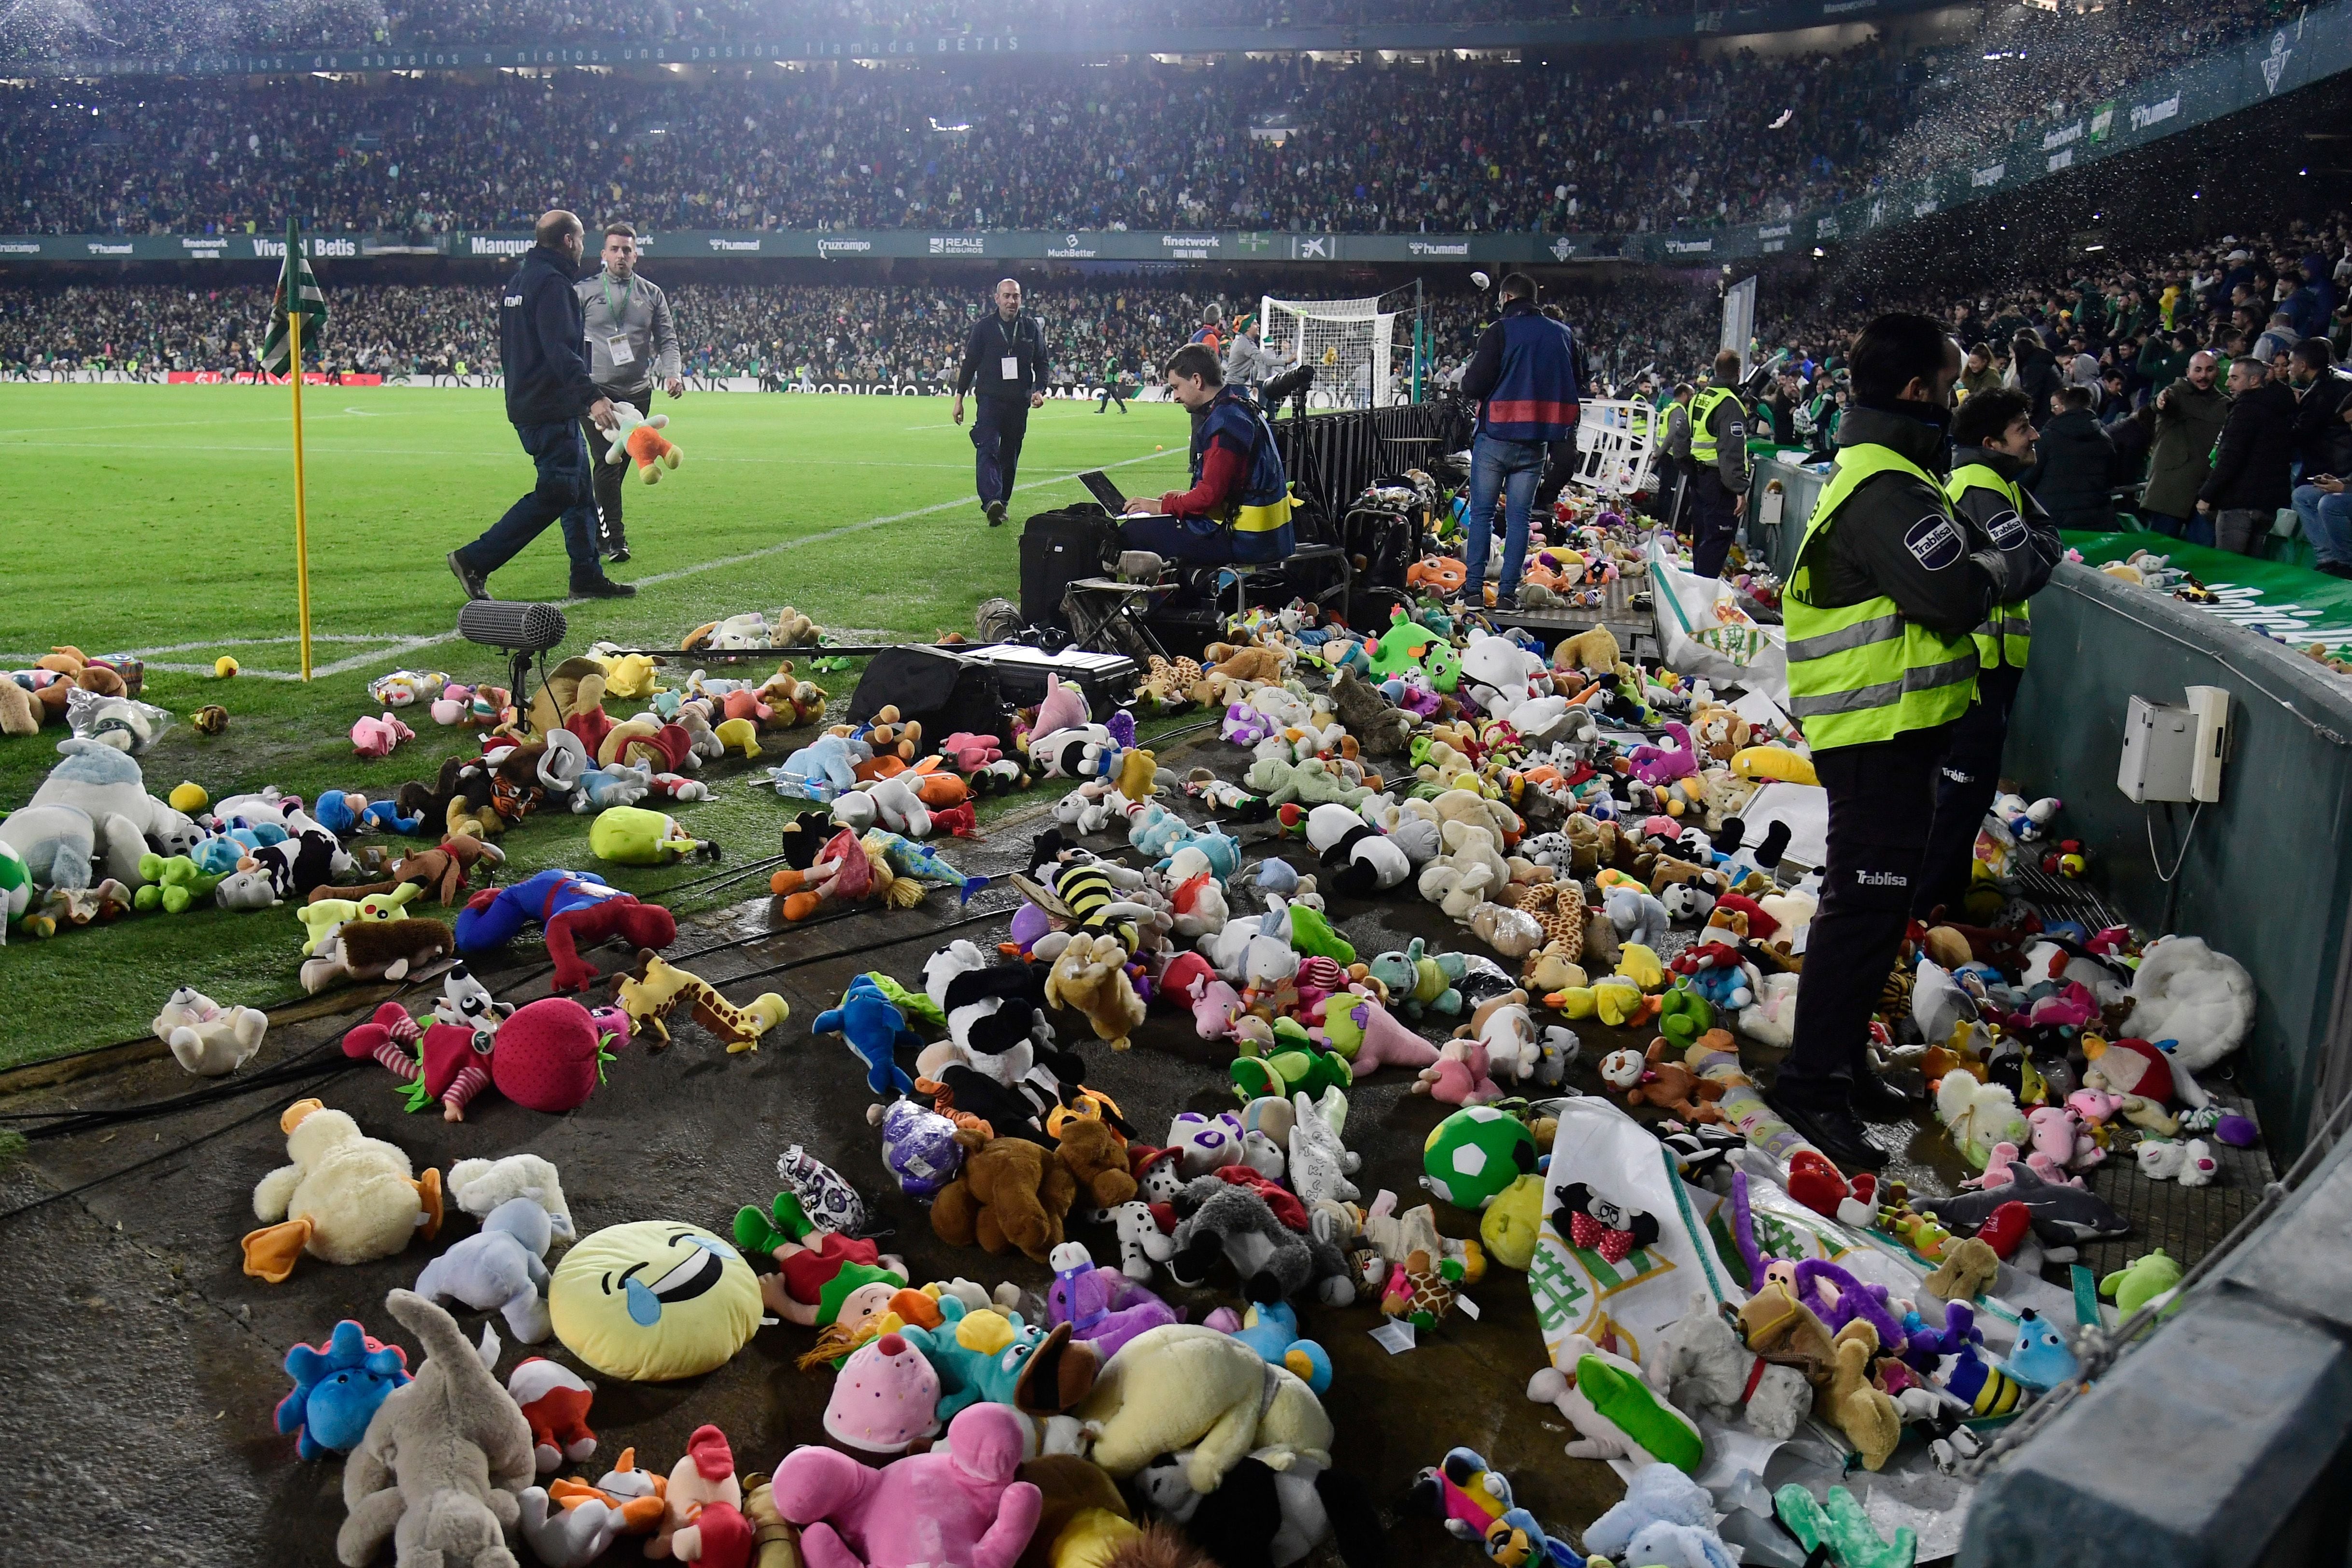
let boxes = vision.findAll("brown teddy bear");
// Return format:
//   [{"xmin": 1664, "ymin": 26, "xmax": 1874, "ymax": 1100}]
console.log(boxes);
[
  {"xmin": 1055, "ymin": 1118, "xmax": 1139, "ymax": 1210},
  {"xmin": 1689, "ymin": 702, "xmax": 1753, "ymax": 763},
  {"xmin": 931, "ymin": 1130, "xmax": 1079, "ymax": 1264},
  {"xmin": 758, "ymin": 662, "xmax": 828, "ymax": 728},
  {"xmin": 1553, "ymin": 625, "xmax": 1620, "ymax": 675}
]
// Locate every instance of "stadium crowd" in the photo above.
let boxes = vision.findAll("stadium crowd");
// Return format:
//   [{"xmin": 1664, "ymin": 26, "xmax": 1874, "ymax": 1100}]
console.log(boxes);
[
  {"xmin": 0, "ymin": 268, "xmax": 1731, "ymax": 388},
  {"xmin": 0, "ymin": 0, "xmax": 2297, "ymax": 240},
  {"xmin": 7, "ymin": 217, "xmax": 2344, "ymax": 399},
  {"xmin": 4, "ymin": 0, "xmax": 1705, "ymax": 60}
]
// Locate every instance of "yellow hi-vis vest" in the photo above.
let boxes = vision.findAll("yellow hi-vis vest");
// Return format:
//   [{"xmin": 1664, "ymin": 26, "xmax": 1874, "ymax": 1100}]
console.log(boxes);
[
  {"xmin": 1946, "ymin": 461, "xmax": 2034, "ymax": 670},
  {"xmin": 1690, "ymin": 386, "xmax": 1741, "ymax": 466},
  {"xmin": 1785, "ymin": 443, "xmax": 1981, "ymax": 749}
]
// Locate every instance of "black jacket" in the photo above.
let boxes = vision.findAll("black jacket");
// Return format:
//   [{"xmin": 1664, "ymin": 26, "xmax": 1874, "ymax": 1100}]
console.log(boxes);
[
  {"xmin": 2025, "ymin": 407, "xmax": 2117, "ymax": 525},
  {"xmin": 2200, "ymin": 379, "xmax": 2298, "ymax": 511},
  {"xmin": 1800, "ymin": 405, "xmax": 1999, "ymax": 638},
  {"xmin": 1949, "ymin": 444, "xmax": 2062, "ymax": 608},
  {"xmin": 2291, "ymin": 369, "xmax": 2352, "ymax": 477},
  {"xmin": 499, "ymin": 244, "xmax": 598, "ymax": 427},
  {"xmin": 2014, "ymin": 346, "xmax": 2062, "ymax": 425},
  {"xmin": 956, "ymin": 311, "xmax": 1046, "ymax": 400}
]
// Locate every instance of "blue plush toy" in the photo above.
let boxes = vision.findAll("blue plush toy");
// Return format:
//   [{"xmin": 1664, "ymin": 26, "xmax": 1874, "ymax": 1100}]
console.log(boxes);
[
  {"xmin": 815, "ymin": 974, "xmax": 917, "ymax": 1098},
  {"xmin": 899, "ymin": 1294, "xmax": 1064, "ymax": 1421},
  {"xmin": 1220, "ymin": 1300, "xmax": 1332, "ymax": 1394},
  {"xmin": 277, "ymin": 1319, "xmax": 411, "ymax": 1458},
  {"xmin": 2003, "ymin": 1308, "xmax": 2079, "ymax": 1390},
  {"xmin": 781, "ymin": 733, "xmax": 863, "ymax": 797},
  {"xmin": 571, "ymin": 763, "xmax": 652, "ymax": 815},
  {"xmin": 1163, "ymin": 824, "xmax": 1241, "ymax": 881},
  {"xmin": 315, "ymin": 789, "xmax": 424, "ymax": 837},
  {"xmin": 1127, "ymin": 800, "xmax": 1190, "ymax": 860}
]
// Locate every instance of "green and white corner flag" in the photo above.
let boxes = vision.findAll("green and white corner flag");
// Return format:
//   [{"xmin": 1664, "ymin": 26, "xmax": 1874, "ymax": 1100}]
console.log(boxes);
[{"xmin": 258, "ymin": 217, "xmax": 328, "ymax": 375}]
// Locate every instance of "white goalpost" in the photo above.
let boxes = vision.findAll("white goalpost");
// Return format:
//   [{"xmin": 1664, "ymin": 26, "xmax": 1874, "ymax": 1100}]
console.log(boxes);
[{"xmin": 1259, "ymin": 293, "xmax": 1397, "ymax": 409}]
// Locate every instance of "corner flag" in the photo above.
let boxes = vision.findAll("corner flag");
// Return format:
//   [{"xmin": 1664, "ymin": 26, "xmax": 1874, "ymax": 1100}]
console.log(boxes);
[{"xmin": 259, "ymin": 217, "xmax": 327, "ymax": 375}]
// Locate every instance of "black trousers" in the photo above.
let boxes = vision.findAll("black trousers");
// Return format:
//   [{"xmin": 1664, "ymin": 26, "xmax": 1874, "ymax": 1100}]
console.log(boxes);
[
  {"xmin": 1098, "ymin": 381, "xmax": 1127, "ymax": 411},
  {"xmin": 1690, "ymin": 469, "xmax": 1740, "ymax": 578},
  {"xmin": 1655, "ymin": 454, "xmax": 1690, "ymax": 536},
  {"xmin": 581, "ymin": 386, "xmax": 648, "ymax": 551},
  {"xmin": 1911, "ymin": 663, "xmax": 2023, "ymax": 920},
  {"xmin": 1780, "ymin": 724, "xmax": 1952, "ymax": 1101},
  {"xmin": 1531, "ymin": 436, "xmax": 1580, "ymax": 520}
]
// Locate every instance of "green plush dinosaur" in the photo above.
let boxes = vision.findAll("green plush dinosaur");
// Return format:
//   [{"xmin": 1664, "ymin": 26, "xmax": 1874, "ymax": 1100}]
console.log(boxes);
[
  {"xmin": 1654, "ymin": 982, "xmax": 1714, "ymax": 1045},
  {"xmin": 1287, "ymin": 904, "xmax": 1356, "ymax": 964},
  {"xmin": 132, "ymin": 851, "xmax": 227, "ymax": 915},
  {"xmin": 2100, "ymin": 1248, "xmax": 2184, "ymax": 1320},
  {"xmin": 1775, "ymin": 1483, "xmax": 1917, "ymax": 1568}
]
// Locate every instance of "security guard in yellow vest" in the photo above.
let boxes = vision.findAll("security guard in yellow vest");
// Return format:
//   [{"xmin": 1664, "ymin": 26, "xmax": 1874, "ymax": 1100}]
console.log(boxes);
[
  {"xmin": 1767, "ymin": 314, "xmax": 2015, "ymax": 1171},
  {"xmin": 1913, "ymin": 386, "xmax": 2063, "ymax": 920},
  {"xmin": 1688, "ymin": 349, "xmax": 1753, "ymax": 579}
]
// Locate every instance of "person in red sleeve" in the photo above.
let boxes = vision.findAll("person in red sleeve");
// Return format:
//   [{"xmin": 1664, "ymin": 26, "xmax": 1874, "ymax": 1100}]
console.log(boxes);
[{"xmin": 1119, "ymin": 344, "xmax": 1296, "ymax": 565}]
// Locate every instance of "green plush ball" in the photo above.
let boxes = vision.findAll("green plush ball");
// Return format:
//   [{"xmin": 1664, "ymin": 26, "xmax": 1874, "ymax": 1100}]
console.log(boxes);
[{"xmin": 1420, "ymin": 1106, "xmax": 1537, "ymax": 1210}]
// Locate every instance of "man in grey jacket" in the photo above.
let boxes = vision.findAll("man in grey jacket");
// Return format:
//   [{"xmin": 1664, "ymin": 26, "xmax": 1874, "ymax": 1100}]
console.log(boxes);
[{"xmin": 576, "ymin": 222, "xmax": 683, "ymax": 564}]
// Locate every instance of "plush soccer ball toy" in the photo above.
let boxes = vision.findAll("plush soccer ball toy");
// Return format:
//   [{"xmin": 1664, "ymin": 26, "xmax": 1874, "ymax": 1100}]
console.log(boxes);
[{"xmin": 1421, "ymin": 1105, "xmax": 1538, "ymax": 1210}]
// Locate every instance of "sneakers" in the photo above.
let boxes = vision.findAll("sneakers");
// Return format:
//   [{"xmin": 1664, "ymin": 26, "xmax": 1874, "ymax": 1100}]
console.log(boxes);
[
  {"xmin": 2320, "ymin": 561, "xmax": 2352, "ymax": 579},
  {"xmin": 985, "ymin": 499, "xmax": 1008, "ymax": 528},
  {"xmin": 606, "ymin": 543, "xmax": 632, "ymax": 564},
  {"xmin": 447, "ymin": 551, "xmax": 489, "ymax": 601},
  {"xmin": 1765, "ymin": 1088, "xmax": 1888, "ymax": 1170},
  {"xmin": 569, "ymin": 575, "xmax": 637, "ymax": 599},
  {"xmin": 1849, "ymin": 1072, "xmax": 1922, "ymax": 1122}
]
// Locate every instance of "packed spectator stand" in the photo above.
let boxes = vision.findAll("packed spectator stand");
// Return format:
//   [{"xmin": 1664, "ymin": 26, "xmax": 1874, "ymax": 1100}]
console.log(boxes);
[{"xmin": 0, "ymin": 0, "xmax": 2298, "ymax": 240}]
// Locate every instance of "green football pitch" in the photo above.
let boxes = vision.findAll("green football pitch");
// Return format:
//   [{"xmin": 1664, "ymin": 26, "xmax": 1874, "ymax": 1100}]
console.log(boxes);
[{"xmin": 0, "ymin": 384, "xmax": 1196, "ymax": 1069}]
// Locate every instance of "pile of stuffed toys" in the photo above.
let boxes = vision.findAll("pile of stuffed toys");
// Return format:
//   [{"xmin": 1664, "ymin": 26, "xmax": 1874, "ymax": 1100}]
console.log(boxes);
[{"xmin": 15, "ymin": 496, "xmax": 2281, "ymax": 1568}]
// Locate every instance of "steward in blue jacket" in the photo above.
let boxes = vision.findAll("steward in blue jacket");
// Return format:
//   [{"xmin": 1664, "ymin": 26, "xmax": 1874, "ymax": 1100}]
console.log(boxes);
[{"xmin": 1120, "ymin": 343, "xmax": 1295, "ymax": 565}]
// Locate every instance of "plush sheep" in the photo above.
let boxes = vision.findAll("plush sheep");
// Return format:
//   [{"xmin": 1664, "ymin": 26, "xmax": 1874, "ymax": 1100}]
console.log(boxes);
[{"xmin": 447, "ymin": 1153, "xmax": 576, "ymax": 1242}]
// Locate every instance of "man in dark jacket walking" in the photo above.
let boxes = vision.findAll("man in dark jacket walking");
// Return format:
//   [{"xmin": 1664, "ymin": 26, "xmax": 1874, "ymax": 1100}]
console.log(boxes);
[
  {"xmin": 2199, "ymin": 355, "xmax": 2299, "ymax": 554},
  {"xmin": 449, "ymin": 210, "xmax": 627, "ymax": 601},
  {"xmin": 953, "ymin": 278, "xmax": 1049, "ymax": 527},
  {"xmin": 1458, "ymin": 274, "xmax": 1579, "ymax": 605},
  {"xmin": 2025, "ymin": 386, "xmax": 2117, "ymax": 531}
]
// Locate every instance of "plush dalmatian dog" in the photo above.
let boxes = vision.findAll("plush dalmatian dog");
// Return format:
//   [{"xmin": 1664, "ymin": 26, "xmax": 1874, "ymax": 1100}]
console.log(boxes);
[
  {"xmin": 1095, "ymin": 1199, "xmax": 1175, "ymax": 1282},
  {"xmin": 776, "ymin": 1145, "xmax": 867, "ymax": 1236}
]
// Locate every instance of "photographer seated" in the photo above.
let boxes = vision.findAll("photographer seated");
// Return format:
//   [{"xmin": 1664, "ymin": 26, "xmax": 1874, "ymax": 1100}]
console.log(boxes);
[{"xmin": 1119, "ymin": 344, "xmax": 1295, "ymax": 566}]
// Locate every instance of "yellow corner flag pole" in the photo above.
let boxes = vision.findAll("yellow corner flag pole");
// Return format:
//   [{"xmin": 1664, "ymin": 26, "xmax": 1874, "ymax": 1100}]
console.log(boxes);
[{"xmin": 288, "ymin": 247, "xmax": 314, "ymax": 682}]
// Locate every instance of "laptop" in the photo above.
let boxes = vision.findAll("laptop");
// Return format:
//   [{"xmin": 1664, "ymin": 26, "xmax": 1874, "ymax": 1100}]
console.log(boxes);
[{"xmin": 1078, "ymin": 469, "xmax": 1133, "ymax": 513}]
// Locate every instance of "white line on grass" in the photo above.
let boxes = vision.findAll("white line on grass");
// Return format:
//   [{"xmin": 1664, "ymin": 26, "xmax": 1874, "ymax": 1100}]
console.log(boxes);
[{"xmin": 129, "ymin": 447, "xmax": 1182, "ymax": 681}]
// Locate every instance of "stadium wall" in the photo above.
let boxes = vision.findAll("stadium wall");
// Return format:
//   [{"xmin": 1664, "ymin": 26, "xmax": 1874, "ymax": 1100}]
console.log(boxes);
[{"xmin": 7, "ymin": 2, "xmax": 2347, "ymax": 275}]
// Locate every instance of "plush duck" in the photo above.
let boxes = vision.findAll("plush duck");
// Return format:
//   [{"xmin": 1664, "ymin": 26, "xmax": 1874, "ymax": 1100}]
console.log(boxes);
[{"xmin": 242, "ymin": 1099, "xmax": 442, "ymax": 1283}]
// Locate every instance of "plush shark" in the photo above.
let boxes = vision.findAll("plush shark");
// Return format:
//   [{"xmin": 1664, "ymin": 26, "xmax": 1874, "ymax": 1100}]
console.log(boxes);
[{"xmin": 1916, "ymin": 1164, "xmax": 2130, "ymax": 1244}]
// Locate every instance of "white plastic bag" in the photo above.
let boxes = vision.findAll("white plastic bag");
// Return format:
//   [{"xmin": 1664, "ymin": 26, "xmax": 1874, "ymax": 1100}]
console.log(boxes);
[{"xmin": 1648, "ymin": 537, "xmax": 1788, "ymax": 703}]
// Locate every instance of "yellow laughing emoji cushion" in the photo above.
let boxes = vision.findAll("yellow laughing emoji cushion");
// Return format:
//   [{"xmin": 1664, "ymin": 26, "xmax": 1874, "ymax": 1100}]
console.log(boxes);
[{"xmin": 549, "ymin": 1220, "xmax": 762, "ymax": 1381}]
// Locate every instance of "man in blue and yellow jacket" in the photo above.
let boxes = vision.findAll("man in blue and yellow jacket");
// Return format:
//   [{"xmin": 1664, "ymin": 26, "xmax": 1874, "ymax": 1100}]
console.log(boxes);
[
  {"xmin": 1459, "ymin": 274, "xmax": 1580, "ymax": 606},
  {"xmin": 1119, "ymin": 343, "xmax": 1294, "ymax": 565}
]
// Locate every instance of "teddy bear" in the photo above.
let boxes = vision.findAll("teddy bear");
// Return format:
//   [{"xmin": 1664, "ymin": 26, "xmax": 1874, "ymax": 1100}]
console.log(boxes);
[
  {"xmin": 1056, "ymin": 1117, "xmax": 1140, "ymax": 1210},
  {"xmin": 931, "ymin": 1130, "xmax": 1081, "ymax": 1264},
  {"xmin": 242, "ymin": 1099, "xmax": 442, "ymax": 1283},
  {"xmin": 775, "ymin": 1400, "xmax": 1042, "ymax": 1568},
  {"xmin": 152, "ymin": 985, "xmax": 268, "ymax": 1076},
  {"xmin": 1413, "ymin": 1036, "xmax": 1503, "ymax": 1107},
  {"xmin": 1044, "ymin": 932, "xmax": 1148, "ymax": 1051},
  {"xmin": 1598, "ymin": 1039, "xmax": 1726, "ymax": 1123},
  {"xmin": 1553, "ymin": 625, "xmax": 1620, "ymax": 675}
]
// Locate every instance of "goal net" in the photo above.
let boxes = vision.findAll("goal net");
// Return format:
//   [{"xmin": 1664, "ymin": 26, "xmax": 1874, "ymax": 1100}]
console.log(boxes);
[{"xmin": 1259, "ymin": 294, "xmax": 1397, "ymax": 410}]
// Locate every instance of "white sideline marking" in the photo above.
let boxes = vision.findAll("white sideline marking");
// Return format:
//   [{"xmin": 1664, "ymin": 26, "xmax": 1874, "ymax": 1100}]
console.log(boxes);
[{"xmin": 71, "ymin": 448, "xmax": 1178, "ymax": 681}]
